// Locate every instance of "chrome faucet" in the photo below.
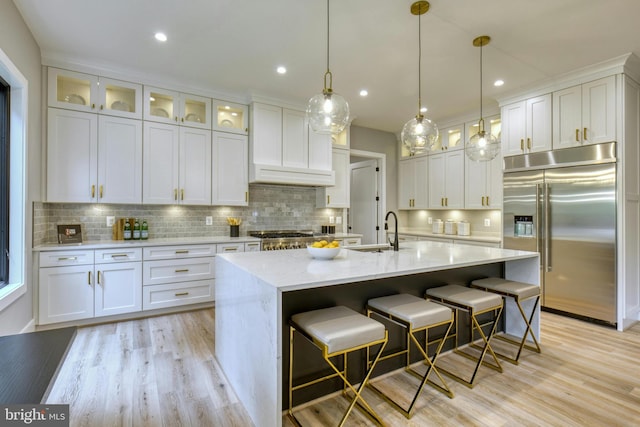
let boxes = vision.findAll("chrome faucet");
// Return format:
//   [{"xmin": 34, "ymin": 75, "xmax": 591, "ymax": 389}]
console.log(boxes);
[{"xmin": 384, "ymin": 211, "xmax": 399, "ymax": 251}]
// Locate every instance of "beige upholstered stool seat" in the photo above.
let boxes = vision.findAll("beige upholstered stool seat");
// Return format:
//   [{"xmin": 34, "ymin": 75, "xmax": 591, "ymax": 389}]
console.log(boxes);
[
  {"xmin": 471, "ymin": 277, "xmax": 540, "ymax": 300},
  {"xmin": 426, "ymin": 284, "xmax": 502, "ymax": 312},
  {"xmin": 470, "ymin": 277, "xmax": 542, "ymax": 364},
  {"xmin": 368, "ymin": 293, "xmax": 452, "ymax": 330},
  {"xmin": 291, "ymin": 305, "xmax": 386, "ymax": 354},
  {"xmin": 366, "ymin": 294, "xmax": 454, "ymax": 418}
]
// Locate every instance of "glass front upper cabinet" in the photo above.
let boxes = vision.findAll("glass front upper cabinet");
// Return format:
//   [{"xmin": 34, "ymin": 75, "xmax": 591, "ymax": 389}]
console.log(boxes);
[
  {"xmin": 431, "ymin": 124, "xmax": 464, "ymax": 152},
  {"xmin": 144, "ymin": 87, "xmax": 211, "ymax": 129},
  {"xmin": 48, "ymin": 68, "xmax": 142, "ymax": 119},
  {"xmin": 212, "ymin": 100, "xmax": 248, "ymax": 134}
]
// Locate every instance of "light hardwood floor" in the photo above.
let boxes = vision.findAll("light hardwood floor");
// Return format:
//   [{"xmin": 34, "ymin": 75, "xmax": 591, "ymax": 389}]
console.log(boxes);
[{"xmin": 46, "ymin": 309, "xmax": 640, "ymax": 426}]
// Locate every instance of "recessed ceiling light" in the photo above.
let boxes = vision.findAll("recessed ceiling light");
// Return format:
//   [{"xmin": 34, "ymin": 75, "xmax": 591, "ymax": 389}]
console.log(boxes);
[
  {"xmin": 276, "ymin": 66, "xmax": 287, "ymax": 74},
  {"xmin": 494, "ymin": 79, "xmax": 504, "ymax": 87},
  {"xmin": 154, "ymin": 32, "xmax": 167, "ymax": 42},
  {"xmin": 359, "ymin": 89, "xmax": 368, "ymax": 97}
]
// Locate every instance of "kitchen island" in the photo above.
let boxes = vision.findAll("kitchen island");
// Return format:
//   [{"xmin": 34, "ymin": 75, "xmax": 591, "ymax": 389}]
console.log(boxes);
[{"xmin": 215, "ymin": 241, "xmax": 539, "ymax": 427}]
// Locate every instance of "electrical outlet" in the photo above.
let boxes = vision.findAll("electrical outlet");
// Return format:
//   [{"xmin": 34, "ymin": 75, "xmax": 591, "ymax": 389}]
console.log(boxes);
[
  {"xmin": 205, "ymin": 216, "xmax": 213, "ymax": 225},
  {"xmin": 335, "ymin": 216, "xmax": 342, "ymax": 224},
  {"xmin": 106, "ymin": 216, "xmax": 115, "ymax": 227},
  {"xmin": 329, "ymin": 216, "xmax": 335, "ymax": 224},
  {"xmin": 428, "ymin": 217, "xmax": 433, "ymax": 224},
  {"xmin": 484, "ymin": 218, "xmax": 491, "ymax": 227}
]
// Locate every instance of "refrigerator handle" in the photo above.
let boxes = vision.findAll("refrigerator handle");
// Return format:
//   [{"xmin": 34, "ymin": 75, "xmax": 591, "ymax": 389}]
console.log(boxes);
[{"xmin": 544, "ymin": 183, "xmax": 552, "ymax": 272}]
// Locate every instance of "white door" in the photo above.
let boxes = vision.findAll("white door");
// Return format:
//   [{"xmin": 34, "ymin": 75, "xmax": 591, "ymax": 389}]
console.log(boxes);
[
  {"xmin": 212, "ymin": 132, "xmax": 248, "ymax": 206},
  {"xmin": 143, "ymin": 121, "xmax": 179, "ymax": 204},
  {"xmin": 349, "ymin": 160, "xmax": 379, "ymax": 244},
  {"xmin": 179, "ymin": 127, "xmax": 212, "ymax": 205},
  {"xmin": 39, "ymin": 265, "xmax": 94, "ymax": 325}
]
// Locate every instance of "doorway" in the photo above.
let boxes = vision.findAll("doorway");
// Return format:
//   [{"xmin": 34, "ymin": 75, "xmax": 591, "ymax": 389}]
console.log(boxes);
[{"xmin": 349, "ymin": 150, "xmax": 386, "ymax": 245}]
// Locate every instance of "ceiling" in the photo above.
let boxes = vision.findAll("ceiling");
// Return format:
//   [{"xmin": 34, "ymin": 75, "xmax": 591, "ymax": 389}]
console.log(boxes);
[{"xmin": 12, "ymin": 0, "xmax": 640, "ymax": 134}]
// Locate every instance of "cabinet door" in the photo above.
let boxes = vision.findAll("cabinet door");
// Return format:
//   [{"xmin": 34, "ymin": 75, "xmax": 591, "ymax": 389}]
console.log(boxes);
[
  {"xmin": 181, "ymin": 92, "xmax": 211, "ymax": 130},
  {"xmin": 213, "ymin": 100, "xmax": 248, "ymax": 135},
  {"xmin": 179, "ymin": 127, "xmax": 212, "ymax": 205},
  {"xmin": 144, "ymin": 86, "xmax": 180, "ymax": 124},
  {"xmin": 428, "ymin": 154, "xmax": 446, "ymax": 208},
  {"xmin": 98, "ymin": 77, "xmax": 142, "ymax": 119},
  {"xmin": 308, "ymin": 127, "xmax": 332, "ymax": 170},
  {"xmin": 444, "ymin": 151, "xmax": 464, "ymax": 208},
  {"xmin": 486, "ymin": 154, "xmax": 503, "ymax": 208},
  {"xmin": 319, "ymin": 148, "xmax": 350, "ymax": 208},
  {"xmin": 465, "ymin": 158, "xmax": 487, "ymax": 209},
  {"xmin": 39, "ymin": 265, "xmax": 94, "ymax": 325},
  {"xmin": 582, "ymin": 76, "xmax": 616, "ymax": 144},
  {"xmin": 398, "ymin": 158, "xmax": 415, "ymax": 209},
  {"xmin": 98, "ymin": 116, "xmax": 142, "ymax": 204},
  {"xmin": 47, "ymin": 108, "xmax": 98, "ymax": 202},
  {"xmin": 212, "ymin": 132, "xmax": 248, "ymax": 206},
  {"xmin": 47, "ymin": 68, "xmax": 98, "ymax": 113},
  {"xmin": 527, "ymin": 94, "xmax": 552, "ymax": 152},
  {"xmin": 501, "ymin": 101, "xmax": 526, "ymax": 156},
  {"xmin": 413, "ymin": 156, "xmax": 429, "ymax": 208},
  {"xmin": 553, "ymin": 85, "xmax": 583, "ymax": 149},
  {"xmin": 251, "ymin": 103, "xmax": 282, "ymax": 165},
  {"xmin": 143, "ymin": 121, "xmax": 179, "ymax": 204},
  {"xmin": 282, "ymin": 109, "xmax": 309, "ymax": 168},
  {"xmin": 95, "ymin": 262, "xmax": 142, "ymax": 317}
]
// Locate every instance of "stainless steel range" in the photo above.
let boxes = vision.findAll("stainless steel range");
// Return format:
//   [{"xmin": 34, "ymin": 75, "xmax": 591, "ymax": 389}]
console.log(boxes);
[{"xmin": 248, "ymin": 230, "xmax": 328, "ymax": 251}]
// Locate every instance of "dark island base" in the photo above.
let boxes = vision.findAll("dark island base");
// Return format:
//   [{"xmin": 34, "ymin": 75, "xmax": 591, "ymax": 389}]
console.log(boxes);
[
  {"xmin": 282, "ymin": 262, "xmax": 503, "ymax": 408},
  {"xmin": 0, "ymin": 327, "xmax": 77, "ymax": 404}
]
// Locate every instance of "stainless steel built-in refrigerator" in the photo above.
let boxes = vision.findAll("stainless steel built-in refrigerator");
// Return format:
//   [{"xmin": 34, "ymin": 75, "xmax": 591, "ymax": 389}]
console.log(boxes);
[{"xmin": 503, "ymin": 143, "xmax": 616, "ymax": 325}]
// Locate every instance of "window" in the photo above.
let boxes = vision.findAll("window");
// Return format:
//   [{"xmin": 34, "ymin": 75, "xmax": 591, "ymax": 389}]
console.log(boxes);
[{"xmin": 0, "ymin": 77, "xmax": 8, "ymax": 288}]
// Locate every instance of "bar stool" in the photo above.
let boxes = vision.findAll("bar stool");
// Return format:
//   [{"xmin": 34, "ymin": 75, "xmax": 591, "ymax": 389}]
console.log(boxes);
[
  {"xmin": 288, "ymin": 306, "xmax": 388, "ymax": 427},
  {"xmin": 425, "ymin": 284, "xmax": 503, "ymax": 388},
  {"xmin": 470, "ymin": 277, "xmax": 541, "ymax": 364},
  {"xmin": 366, "ymin": 294, "xmax": 454, "ymax": 419}
]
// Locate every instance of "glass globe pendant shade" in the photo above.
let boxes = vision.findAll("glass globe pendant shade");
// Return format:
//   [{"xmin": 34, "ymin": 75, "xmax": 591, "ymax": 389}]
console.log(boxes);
[
  {"xmin": 401, "ymin": 115, "xmax": 439, "ymax": 155},
  {"xmin": 307, "ymin": 90, "xmax": 350, "ymax": 134},
  {"xmin": 465, "ymin": 130, "xmax": 500, "ymax": 161}
]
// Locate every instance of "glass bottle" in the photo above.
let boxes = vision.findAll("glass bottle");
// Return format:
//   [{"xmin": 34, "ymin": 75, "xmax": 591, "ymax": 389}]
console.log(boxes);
[
  {"xmin": 123, "ymin": 220, "xmax": 132, "ymax": 240},
  {"xmin": 141, "ymin": 219, "xmax": 149, "ymax": 240},
  {"xmin": 133, "ymin": 218, "xmax": 141, "ymax": 240}
]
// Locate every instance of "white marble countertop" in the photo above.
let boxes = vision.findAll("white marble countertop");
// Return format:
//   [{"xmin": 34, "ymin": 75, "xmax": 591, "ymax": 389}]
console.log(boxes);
[
  {"xmin": 217, "ymin": 240, "xmax": 537, "ymax": 292},
  {"xmin": 33, "ymin": 235, "xmax": 261, "ymax": 251},
  {"xmin": 395, "ymin": 228, "xmax": 502, "ymax": 243}
]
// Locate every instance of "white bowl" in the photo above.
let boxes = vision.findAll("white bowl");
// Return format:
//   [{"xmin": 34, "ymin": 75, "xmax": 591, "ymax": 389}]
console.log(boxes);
[{"xmin": 306, "ymin": 245, "xmax": 340, "ymax": 260}]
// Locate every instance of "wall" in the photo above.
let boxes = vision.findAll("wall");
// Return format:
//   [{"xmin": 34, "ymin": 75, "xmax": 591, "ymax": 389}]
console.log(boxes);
[
  {"xmin": 404, "ymin": 209, "xmax": 502, "ymax": 236},
  {"xmin": 0, "ymin": 0, "xmax": 42, "ymax": 335},
  {"xmin": 349, "ymin": 125, "xmax": 398, "ymax": 213},
  {"xmin": 35, "ymin": 184, "xmax": 343, "ymax": 244}
]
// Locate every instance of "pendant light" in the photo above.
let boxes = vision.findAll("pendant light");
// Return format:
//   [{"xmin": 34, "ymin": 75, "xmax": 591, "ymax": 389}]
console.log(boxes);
[
  {"xmin": 465, "ymin": 35, "xmax": 500, "ymax": 162},
  {"xmin": 306, "ymin": 0, "xmax": 349, "ymax": 135},
  {"xmin": 401, "ymin": 1, "xmax": 438, "ymax": 156}
]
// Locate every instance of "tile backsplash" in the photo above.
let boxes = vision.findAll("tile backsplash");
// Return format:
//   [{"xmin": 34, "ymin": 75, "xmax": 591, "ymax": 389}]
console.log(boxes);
[
  {"xmin": 401, "ymin": 209, "xmax": 502, "ymax": 236},
  {"xmin": 34, "ymin": 184, "xmax": 343, "ymax": 245}
]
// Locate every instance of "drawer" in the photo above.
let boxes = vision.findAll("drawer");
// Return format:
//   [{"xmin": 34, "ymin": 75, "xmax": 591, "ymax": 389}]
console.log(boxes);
[
  {"xmin": 143, "ymin": 257, "xmax": 215, "ymax": 285},
  {"xmin": 95, "ymin": 248, "xmax": 143, "ymax": 263},
  {"xmin": 39, "ymin": 250, "xmax": 94, "ymax": 267},
  {"xmin": 217, "ymin": 243, "xmax": 245, "ymax": 254},
  {"xmin": 142, "ymin": 280, "xmax": 214, "ymax": 311},
  {"xmin": 143, "ymin": 244, "xmax": 216, "ymax": 260},
  {"xmin": 244, "ymin": 241, "xmax": 261, "ymax": 252}
]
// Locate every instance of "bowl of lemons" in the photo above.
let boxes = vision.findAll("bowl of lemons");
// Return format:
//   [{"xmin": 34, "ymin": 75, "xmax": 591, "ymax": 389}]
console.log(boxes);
[{"xmin": 307, "ymin": 239, "xmax": 341, "ymax": 260}]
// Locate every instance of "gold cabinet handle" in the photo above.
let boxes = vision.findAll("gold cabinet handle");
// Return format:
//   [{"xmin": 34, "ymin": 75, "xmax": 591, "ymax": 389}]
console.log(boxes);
[
  {"xmin": 482, "ymin": 196, "xmax": 485, "ymax": 206},
  {"xmin": 583, "ymin": 127, "xmax": 587, "ymax": 141},
  {"xmin": 91, "ymin": 185, "xmax": 95, "ymax": 198},
  {"xmin": 520, "ymin": 139, "xmax": 524, "ymax": 151},
  {"xmin": 174, "ymin": 189, "xmax": 178, "ymax": 200},
  {"xmin": 527, "ymin": 138, "xmax": 531, "ymax": 149},
  {"xmin": 576, "ymin": 129, "xmax": 580, "ymax": 142},
  {"xmin": 58, "ymin": 256, "xmax": 77, "ymax": 261},
  {"xmin": 175, "ymin": 269, "xmax": 189, "ymax": 273},
  {"xmin": 97, "ymin": 270, "xmax": 102, "ymax": 285},
  {"xmin": 175, "ymin": 250, "xmax": 189, "ymax": 254},
  {"xmin": 175, "ymin": 292, "xmax": 189, "ymax": 296},
  {"xmin": 100, "ymin": 104, "xmax": 104, "ymax": 110},
  {"xmin": 245, "ymin": 191, "xmax": 248, "ymax": 202},
  {"xmin": 223, "ymin": 247, "xmax": 238, "ymax": 252},
  {"xmin": 327, "ymin": 195, "xmax": 330, "ymax": 205},
  {"xmin": 181, "ymin": 117, "xmax": 184, "ymax": 122},
  {"xmin": 445, "ymin": 197, "xmax": 448, "ymax": 207},
  {"xmin": 181, "ymin": 189, "xmax": 184, "ymax": 200},
  {"xmin": 99, "ymin": 185, "xmax": 103, "ymax": 199},
  {"xmin": 175, "ymin": 116, "xmax": 179, "ymax": 122},
  {"xmin": 88, "ymin": 271, "xmax": 92, "ymax": 285},
  {"xmin": 110, "ymin": 254, "xmax": 129, "ymax": 258},
  {"xmin": 486, "ymin": 196, "xmax": 490, "ymax": 206},
  {"xmin": 91, "ymin": 103, "xmax": 96, "ymax": 109}
]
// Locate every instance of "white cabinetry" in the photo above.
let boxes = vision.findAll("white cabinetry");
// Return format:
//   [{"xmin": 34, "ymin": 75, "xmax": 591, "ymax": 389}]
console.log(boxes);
[
  {"xmin": 144, "ymin": 86, "xmax": 212, "ymax": 129},
  {"xmin": 250, "ymin": 102, "xmax": 334, "ymax": 186},
  {"xmin": 212, "ymin": 100, "xmax": 248, "ymax": 135},
  {"xmin": 432, "ymin": 124, "xmax": 464, "ymax": 152},
  {"xmin": 465, "ymin": 154, "xmax": 503, "ymax": 209},
  {"xmin": 47, "ymin": 109, "xmax": 142, "ymax": 203},
  {"xmin": 398, "ymin": 156, "xmax": 428, "ymax": 209},
  {"xmin": 316, "ymin": 148, "xmax": 350, "ymax": 208},
  {"xmin": 502, "ymin": 94, "xmax": 552, "ymax": 156},
  {"xmin": 553, "ymin": 76, "xmax": 616, "ymax": 148},
  {"xmin": 142, "ymin": 244, "xmax": 215, "ymax": 310},
  {"xmin": 212, "ymin": 132, "xmax": 249, "ymax": 206},
  {"xmin": 143, "ymin": 122, "xmax": 212, "ymax": 205},
  {"xmin": 38, "ymin": 248, "xmax": 142, "ymax": 325},
  {"xmin": 428, "ymin": 151, "xmax": 464, "ymax": 209}
]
